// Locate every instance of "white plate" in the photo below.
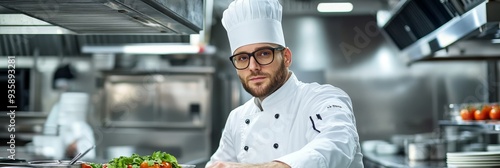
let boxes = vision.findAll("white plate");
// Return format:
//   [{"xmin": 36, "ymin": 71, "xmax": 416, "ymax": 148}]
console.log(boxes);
[
  {"xmin": 447, "ymin": 151, "xmax": 500, "ymax": 157},
  {"xmin": 179, "ymin": 164, "xmax": 196, "ymax": 168},
  {"xmin": 447, "ymin": 160, "xmax": 500, "ymax": 163},
  {"xmin": 448, "ymin": 155, "xmax": 500, "ymax": 159},
  {"xmin": 447, "ymin": 161, "xmax": 500, "ymax": 164},
  {"xmin": 447, "ymin": 156, "xmax": 500, "ymax": 161},
  {"xmin": 448, "ymin": 163, "xmax": 500, "ymax": 168}
]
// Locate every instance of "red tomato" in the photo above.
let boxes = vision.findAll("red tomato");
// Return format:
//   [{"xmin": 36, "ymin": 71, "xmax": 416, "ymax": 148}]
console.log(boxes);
[
  {"xmin": 475, "ymin": 109, "xmax": 489, "ymax": 120},
  {"xmin": 483, "ymin": 105, "xmax": 492, "ymax": 117},
  {"xmin": 81, "ymin": 163, "xmax": 92, "ymax": 168},
  {"xmin": 490, "ymin": 106, "xmax": 500, "ymax": 120},
  {"xmin": 461, "ymin": 108, "xmax": 474, "ymax": 120},
  {"xmin": 128, "ymin": 165, "xmax": 132, "ymax": 168},
  {"xmin": 147, "ymin": 163, "xmax": 160, "ymax": 168},
  {"xmin": 140, "ymin": 161, "xmax": 149, "ymax": 168},
  {"xmin": 162, "ymin": 161, "xmax": 172, "ymax": 168}
]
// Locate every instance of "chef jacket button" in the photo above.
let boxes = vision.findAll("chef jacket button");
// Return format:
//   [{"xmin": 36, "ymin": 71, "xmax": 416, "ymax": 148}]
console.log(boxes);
[
  {"xmin": 274, "ymin": 113, "xmax": 280, "ymax": 119},
  {"xmin": 273, "ymin": 143, "xmax": 279, "ymax": 149},
  {"xmin": 244, "ymin": 146, "xmax": 249, "ymax": 151},
  {"xmin": 245, "ymin": 119, "xmax": 250, "ymax": 124}
]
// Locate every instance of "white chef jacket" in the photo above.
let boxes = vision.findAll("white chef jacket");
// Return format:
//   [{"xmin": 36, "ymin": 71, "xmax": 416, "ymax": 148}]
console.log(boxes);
[
  {"xmin": 44, "ymin": 97, "xmax": 96, "ymax": 160},
  {"xmin": 206, "ymin": 73, "xmax": 363, "ymax": 168}
]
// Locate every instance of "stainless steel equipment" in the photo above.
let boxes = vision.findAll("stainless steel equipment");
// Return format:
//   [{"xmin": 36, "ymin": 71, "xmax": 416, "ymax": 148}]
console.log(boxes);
[
  {"xmin": 0, "ymin": 67, "xmax": 41, "ymax": 112},
  {"xmin": 101, "ymin": 68, "xmax": 213, "ymax": 128},
  {"xmin": 28, "ymin": 160, "xmax": 83, "ymax": 168},
  {"xmin": 0, "ymin": 0, "xmax": 203, "ymax": 34},
  {"xmin": 0, "ymin": 160, "xmax": 83, "ymax": 168},
  {"xmin": 381, "ymin": 0, "xmax": 500, "ymax": 63},
  {"xmin": 96, "ymin": 67, "xmax": 214, "ymax": 165}
]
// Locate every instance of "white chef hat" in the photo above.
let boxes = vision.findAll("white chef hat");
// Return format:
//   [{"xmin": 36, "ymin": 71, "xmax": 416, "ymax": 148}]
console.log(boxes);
[{"xmin": 222, "ymin": 0, "xmax": 285, "ymax": 54}]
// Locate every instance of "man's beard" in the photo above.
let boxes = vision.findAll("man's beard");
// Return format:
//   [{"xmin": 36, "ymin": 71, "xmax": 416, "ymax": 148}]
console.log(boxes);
[{"xmin": 239, "ymin": 60, "xmax": 288, "ymax": 98}]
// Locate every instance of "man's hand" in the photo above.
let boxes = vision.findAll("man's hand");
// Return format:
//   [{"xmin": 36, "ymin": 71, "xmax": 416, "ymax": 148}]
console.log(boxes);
[
  {"xmin": 207, "ymin": 161, "xmax": 290, "ymax": 168},
  {"xmin": 65, "ymin": 141, "xmax": 78, "ymax": 158}
]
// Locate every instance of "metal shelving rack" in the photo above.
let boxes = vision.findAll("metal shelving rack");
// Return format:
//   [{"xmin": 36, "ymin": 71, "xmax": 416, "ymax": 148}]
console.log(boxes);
[{"xmin": 439, "ymin": 120, "xmax": 500, "ymax": 133}]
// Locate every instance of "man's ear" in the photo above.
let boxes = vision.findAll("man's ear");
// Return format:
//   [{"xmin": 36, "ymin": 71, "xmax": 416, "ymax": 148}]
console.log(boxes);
[{"xmin": 284, "ymin": 47, "xmax": 292, "ymax": 66}]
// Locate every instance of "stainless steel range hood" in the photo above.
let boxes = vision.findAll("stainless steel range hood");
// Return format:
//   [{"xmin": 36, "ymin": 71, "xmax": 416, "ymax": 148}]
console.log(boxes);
[
  {"xmin": 381, "ymin": 0, "xmax": 500, "ymax": 63},
  {"xmin": 0, "ymin": 0, "xmax": 203, "ymax": 35}
]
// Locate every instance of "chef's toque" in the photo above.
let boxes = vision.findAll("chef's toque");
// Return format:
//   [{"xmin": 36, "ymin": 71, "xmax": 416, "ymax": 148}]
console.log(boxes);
[{"xmin": 222, "ymin": 0, "xmax": 285, "ymax": 54}]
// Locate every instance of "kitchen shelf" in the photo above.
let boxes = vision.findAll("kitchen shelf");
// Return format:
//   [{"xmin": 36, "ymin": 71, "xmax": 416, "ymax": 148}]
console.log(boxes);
[
  {"xmin": 101, "ymin": 66, "xmax": 215, "ymax": 75},
  {"xmin": 0, "ymin": 111, "xmax": 48, "ymax": 118},
  {"xmin": 0, "ymin": 133, "xmax": 39, "ymax": 141},
  {"xmin": 439, "ymin": 120, "xmax": 500, "ymax": 132},
  {"xmin": 414, "ymin": 55, "xmax": 500, "ymax": 62}
]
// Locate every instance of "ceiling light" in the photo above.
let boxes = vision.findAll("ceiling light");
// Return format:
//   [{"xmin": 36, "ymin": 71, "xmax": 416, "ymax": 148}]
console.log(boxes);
[
  {"xmin": 317, "ymin": 2, "xmax": 353, "ymax": 13},
  {"xmin": 82, "ymin": 43, "xmax": 216, "ymax": 55},
  {"xmin": 376, "ymin": 10, "xmax": 391, "ymax": 27}
]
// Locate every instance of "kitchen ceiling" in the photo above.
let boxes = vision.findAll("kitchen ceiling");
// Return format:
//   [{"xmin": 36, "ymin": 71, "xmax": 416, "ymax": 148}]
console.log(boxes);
[
  {"xmin": 0, "ymin": 0, "xmax": 401, "ymax": 56},
  {"xmin": 0, "ymin": 0, "xmax": 203, "ymax": 34},
  {"xmin": 0, "ymin": 0, "xmax": 398, "ymax": 35}
]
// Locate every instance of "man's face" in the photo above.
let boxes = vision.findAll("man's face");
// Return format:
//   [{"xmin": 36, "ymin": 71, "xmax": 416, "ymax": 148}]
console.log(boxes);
[{"xmin": 233, "ymin": 43, "xmax": 292, "ymax": 98}]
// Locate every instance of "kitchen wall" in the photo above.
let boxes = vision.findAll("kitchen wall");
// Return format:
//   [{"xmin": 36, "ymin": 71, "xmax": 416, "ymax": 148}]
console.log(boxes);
[{"xmin": 208, "ymin": 14, "xmax": 493, "ymax": 149}]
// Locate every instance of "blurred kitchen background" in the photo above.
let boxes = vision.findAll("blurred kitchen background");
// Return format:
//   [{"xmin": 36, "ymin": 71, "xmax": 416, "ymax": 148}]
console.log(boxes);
[{"xmin": 0, "ymin": 0, "xmax": 499, "ymax": 167}]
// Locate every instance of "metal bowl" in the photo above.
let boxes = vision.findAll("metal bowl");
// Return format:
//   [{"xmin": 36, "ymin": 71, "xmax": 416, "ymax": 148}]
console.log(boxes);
[{"xmin": 28, "ymin": 160, "xmax": 83, "ymax": 168}]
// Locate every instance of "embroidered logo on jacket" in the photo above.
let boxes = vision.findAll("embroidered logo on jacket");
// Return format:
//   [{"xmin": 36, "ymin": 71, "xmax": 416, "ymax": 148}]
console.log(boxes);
[{"xmin": 327, "ymin": 104, "xmax": 342, "ymax": 109}]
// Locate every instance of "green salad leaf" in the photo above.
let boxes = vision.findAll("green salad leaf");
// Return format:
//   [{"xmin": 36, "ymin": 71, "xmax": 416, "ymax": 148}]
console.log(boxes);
[{"xmin": 86, "ymin": 151, "xmax": 181, "ymax": 168}]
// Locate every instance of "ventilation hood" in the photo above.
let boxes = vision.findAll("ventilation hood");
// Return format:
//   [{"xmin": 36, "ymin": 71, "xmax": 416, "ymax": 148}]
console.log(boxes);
[
  {"xmin": 0, "ymin": 0, "xmax": 203, "ymax": 34},
  {"xmin": 381, "ymin": 0, "xmax": 500, "ymax": 63}
]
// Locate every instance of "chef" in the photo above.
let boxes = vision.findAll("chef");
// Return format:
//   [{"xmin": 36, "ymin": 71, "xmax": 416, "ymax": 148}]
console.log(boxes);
[{"xmin": 206, "ymin": 0, "xmax": 363, "ymax": 167}]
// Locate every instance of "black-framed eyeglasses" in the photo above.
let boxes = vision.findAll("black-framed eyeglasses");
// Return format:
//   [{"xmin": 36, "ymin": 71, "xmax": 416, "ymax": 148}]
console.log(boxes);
[{"xmin": 229, "ymin": 47, "xmax": 285, "ymax": 70}]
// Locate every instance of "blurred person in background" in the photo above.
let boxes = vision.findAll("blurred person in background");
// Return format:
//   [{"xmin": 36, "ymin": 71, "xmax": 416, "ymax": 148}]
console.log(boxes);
[{"xmin": 43, "ymin": 64, "xmax": 95, "ymax": 160}]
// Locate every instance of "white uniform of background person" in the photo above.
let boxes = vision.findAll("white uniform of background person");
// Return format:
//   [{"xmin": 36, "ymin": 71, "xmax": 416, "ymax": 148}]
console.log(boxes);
[
  {"xmin": 43, "ymin": 92, "xmax": 96, "ymax": 160},
  {"xmin": 206, "ymin": 0, "xmax": 364, "ymax": 167}
]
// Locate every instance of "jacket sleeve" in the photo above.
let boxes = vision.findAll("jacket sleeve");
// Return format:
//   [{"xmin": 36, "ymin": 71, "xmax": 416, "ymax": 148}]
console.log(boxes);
[
  {"xmin": 205, "ymin": 112, "xmax": 238, "ymax": 167},
  {"xmin": 274, "ymin": 87, "xmax": 363, "ymax": 168}
]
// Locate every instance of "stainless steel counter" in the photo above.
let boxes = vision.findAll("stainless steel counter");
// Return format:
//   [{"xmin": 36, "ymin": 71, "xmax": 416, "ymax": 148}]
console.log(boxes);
[{"xmin": 363, "ymin": 151, "xmax": 447, "ymax": 168}]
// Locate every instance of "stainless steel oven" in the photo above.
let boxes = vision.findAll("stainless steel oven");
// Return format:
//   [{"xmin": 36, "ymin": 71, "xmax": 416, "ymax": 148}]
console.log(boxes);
[
  {"xmin": 101, "ymin": 68, "xmax": 213, "ymax": 128},
  {"xmin": 96, "ymin": 67, "xmax": 214, "ymax": 165}
]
